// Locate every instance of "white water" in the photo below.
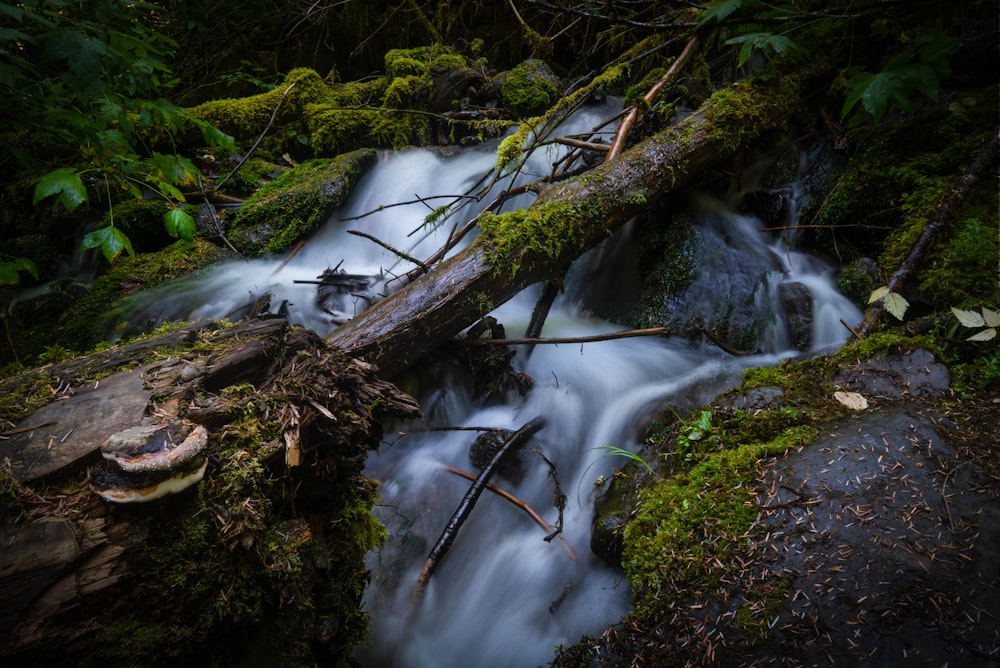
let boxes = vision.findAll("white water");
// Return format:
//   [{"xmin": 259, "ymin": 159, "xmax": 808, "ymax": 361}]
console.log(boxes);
[{"xmin": 108, "ymin": 102, "xmax": 862, "ymax": 667}]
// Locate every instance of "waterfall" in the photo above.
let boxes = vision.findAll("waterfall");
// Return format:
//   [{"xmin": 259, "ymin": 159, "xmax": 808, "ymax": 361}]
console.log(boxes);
[{"xmin": 106, "ymin": 102, "xmax": 862, "ymax": 667}]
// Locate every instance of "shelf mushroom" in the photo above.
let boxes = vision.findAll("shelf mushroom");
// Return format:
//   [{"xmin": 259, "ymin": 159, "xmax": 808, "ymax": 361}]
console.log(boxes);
[{"xmin": 91, "ymin": 422, "xmax": 209, "ymax": 503}]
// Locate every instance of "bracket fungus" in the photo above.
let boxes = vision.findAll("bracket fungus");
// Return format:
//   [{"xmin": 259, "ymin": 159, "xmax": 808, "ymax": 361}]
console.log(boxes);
[{"xmin": 92, "ymin": 421, "xmax": 209, "ymax": 503}]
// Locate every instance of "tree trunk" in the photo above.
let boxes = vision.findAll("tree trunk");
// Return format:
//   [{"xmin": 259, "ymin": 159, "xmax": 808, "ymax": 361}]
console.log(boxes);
[{"xmin": 326, "ymin": 67, "xmax": 826, "ymax": 376}]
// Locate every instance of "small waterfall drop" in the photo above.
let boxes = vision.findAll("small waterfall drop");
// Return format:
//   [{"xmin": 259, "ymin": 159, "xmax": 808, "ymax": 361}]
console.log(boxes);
[{"xmin": 105, "ymin": 103, "xmax": 862, "ymax": 667}]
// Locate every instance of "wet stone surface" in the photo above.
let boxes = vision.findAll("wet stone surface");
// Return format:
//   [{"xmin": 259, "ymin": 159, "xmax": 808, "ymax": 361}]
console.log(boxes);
[{"xmin": 756, "ymin": 406, "xmax": 999, "ymax": 665}]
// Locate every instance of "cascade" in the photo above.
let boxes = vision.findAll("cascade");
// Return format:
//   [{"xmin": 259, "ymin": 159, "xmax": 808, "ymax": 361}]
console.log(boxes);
[{"xmin": 107, "ymin": 102, "xmax": 862, "ymax": 667}]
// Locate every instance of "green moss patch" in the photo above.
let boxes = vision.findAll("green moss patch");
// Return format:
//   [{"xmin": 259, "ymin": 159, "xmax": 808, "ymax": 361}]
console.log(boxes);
[{"xmin": 227, "ymin": 148, "xmax": 376, "ymax": 256}]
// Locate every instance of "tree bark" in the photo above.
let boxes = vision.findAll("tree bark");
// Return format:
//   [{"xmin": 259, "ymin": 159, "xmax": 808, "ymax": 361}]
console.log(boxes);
[{"xmin": 326, "ymin": 66, "xmax": 825, "ymax": 377}]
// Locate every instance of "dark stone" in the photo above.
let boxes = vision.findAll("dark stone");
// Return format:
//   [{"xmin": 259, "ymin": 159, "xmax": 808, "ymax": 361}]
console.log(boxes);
[
  {"xmin": 468, "ymin": 428, "xmax": 525, "ymax": 484},
  {"xmin": 778, "ymin": 281, "xmax": 813, "ymax": 351},
  {"xmin": 834, "ymin": 348, "xmax": 950, "ymax": 399}
]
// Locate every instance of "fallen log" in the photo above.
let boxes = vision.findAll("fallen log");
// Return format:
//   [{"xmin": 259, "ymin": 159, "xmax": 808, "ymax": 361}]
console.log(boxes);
[{"xmin": 327, "ymin": 65, "xmax": 827, "ymax": 376}]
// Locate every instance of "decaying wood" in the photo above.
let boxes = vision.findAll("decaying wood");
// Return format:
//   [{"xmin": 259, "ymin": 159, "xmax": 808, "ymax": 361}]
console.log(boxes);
[
  {"xmin": 858, "ymin": 128, "xmax": 999, "ymax": 337},
  {"xmin": 414, "ymin": 417, "xmax": 546, "ymax": 598},
  {"xmin": 0, "ymin": 316, "xmax": 421, "ymax": 662},
  {"xmin": 327, "ymin": 65, "xmax": 824, "ymax": 377}
]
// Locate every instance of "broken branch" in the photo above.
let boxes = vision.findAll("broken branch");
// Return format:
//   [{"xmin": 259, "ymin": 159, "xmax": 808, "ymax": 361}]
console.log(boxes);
[
  {"xmin": 442, "ymin": 464, "xmax": 575, "ymax": 560},
  {"xmin": 414, "ymin": 417, "xmax": 546, "ymax": 598}
]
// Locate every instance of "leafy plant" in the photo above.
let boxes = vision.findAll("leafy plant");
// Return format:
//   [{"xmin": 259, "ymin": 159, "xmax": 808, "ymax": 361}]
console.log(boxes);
[
  {"xmin": 724, "ymin": 31, "xmax": 795, "ymax": 67},
  {"xmin": 951, "ymin": 306, "xmax": 999, "ymax": 342},
  {"xmin": 594, "ymin": 445, "xmax": 655, "ymax": 474},
  {"xmin": 0, "ymin": 255, "xmax": 38, "ymax": 286},
  {"xmin": 4, "ymin": 0, "xmax": 233, "ymax": 264},
  {"xmin": 868, "ymin": 286, "xmax": 909, "ymax": 321},
  {"xmin": 840, "ymin": 35, "xmax": 958, "ymax": 123}
]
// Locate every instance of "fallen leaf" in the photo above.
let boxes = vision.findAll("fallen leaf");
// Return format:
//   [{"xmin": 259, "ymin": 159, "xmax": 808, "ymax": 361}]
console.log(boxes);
[{"xmin": 834, "ymin": 391, "xmax": 869, "ymax": 410}]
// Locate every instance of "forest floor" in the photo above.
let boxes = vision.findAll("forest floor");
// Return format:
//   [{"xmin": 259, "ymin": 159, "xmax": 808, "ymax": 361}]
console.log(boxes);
[{"xmin": 570, "ymin": 350, "xmax": 1000, "ymax": 667}]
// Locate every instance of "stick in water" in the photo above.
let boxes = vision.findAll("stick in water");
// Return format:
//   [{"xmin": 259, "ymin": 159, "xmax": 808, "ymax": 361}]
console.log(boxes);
[{"xmin": 413, "ymin": 416, "xmax": 546, "ymax": 599}]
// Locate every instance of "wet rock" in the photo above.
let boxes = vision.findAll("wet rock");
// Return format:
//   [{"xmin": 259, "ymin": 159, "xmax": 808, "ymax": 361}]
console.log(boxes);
[
  {"xmin": 778, "ymin": 281, "xmax": 813, "ymax": 351},
  {"xmin": 469, "ymin": 428, "xmax": 525, "ymax": 483},
  {"xmin": 723, "ymin": 385, "xmax": 785, "ymax": 411},
  {"xmin": 834, "ymin": 348, "xmax": 949, "ymax": 399}
]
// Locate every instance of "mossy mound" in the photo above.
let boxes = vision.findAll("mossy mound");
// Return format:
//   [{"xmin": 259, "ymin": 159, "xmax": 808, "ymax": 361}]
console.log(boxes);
[
  {"xmin": 0, "ymin": 238, "xmax": 233, "ymax": 369},
  {"xmin": 191, "ymin": 46, "xmax": 495, "ymax": 159},
  {"xmin": 225, "ymin": 148, "xmax": 376, "ymax": 256},
  {"xmin": 499, "ymin": 59, "xmax": 561, "ymax": 118}
]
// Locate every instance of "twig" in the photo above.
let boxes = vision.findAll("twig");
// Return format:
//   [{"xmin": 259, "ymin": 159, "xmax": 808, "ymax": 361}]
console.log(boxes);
[
  {"xmin": 550, "ymin": 136, "xmax": 610, "ymax": 152},
  {"xmin": 197, "ymin": 175, "xmax": 242, "ymax": 255},
  {"xmin": 840, "ymin": 317, "xmax": 861, "ymax": 340},
  {"xmin": 339, "ymin": 194, "xmax": 480, "ymax": 223},
  {"xmin": 217, "ymin": 80, "xmax": 298, "ymax": 189},
  {"xmin": 268, "ymin": 239, "xmax": 305, "ymax": 278},
  {"xmin": 414, "ymin": 417, "xmax": 546, "ymax": 598},
  {"xmin": 858, "ymin": 128, "xmax": 999, "ymax": 337},
  {"xmin": 442, "ymin": 464, "xmax": 575, "ymax": 560},
  {"xmin": 458, "ymin": 327, "xmax": 670, "ymax": 347},
  {"xmin": 347, "ymin": 230, "xmax": 429, "ymax": 269},
  {"xmin": 606, "ymin": 36, "xmax": 700, "ymax": 161}
]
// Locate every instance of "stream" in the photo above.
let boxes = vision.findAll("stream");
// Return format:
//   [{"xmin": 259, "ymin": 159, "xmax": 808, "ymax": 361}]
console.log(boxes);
[{"xmin": 110, "ymin": 101, "xmax": 862, "ymax": 667}]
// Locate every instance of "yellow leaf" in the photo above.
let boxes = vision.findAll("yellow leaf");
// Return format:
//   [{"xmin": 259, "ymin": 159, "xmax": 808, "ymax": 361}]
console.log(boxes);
[{"xmin": 834, "ymin": 391, "xmax": 869, "ymax": 410}]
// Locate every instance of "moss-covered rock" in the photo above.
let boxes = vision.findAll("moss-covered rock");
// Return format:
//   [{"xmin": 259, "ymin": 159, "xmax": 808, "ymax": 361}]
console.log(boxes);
[
  {"xmin": 499, "ymin": 59, "xmax": 561, "ymax": 118},
  {"xmin": 0, "ymin": 239, "xmax": 232, "ymax": 369},
  {"xmin": 226, "ymin": 149, "xmax": 376, "ymax": 256}
]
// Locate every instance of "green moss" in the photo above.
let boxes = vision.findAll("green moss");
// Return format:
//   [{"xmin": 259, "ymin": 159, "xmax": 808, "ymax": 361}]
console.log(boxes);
[
  {"xmin": 500, "ymin": 60, "xmax": 560, "ymax": 118},
  {"xmin": 623, "ymin": 424, "xmax": 818, "ymax": 607},
  {"xmin": 192, "ymin": 68, "xmax": 333, "ymax": 143},
  {"xmin": 227, "ymin": 149, "xmax": 376, "ymax": 255},
  {"xmin": 383, "ymin": 74, "xmax": 430, "ymax": 107},
  {"xmin": 494, "ymin": 62, "xmax": 627, "ymax": 171},
  {"xmin": 478, "ymin": 201, "xmax": 587, "ymax": 276},
  {"xmin": 704, "ymin": 75, "xmax": 797, "ymax": 152}
]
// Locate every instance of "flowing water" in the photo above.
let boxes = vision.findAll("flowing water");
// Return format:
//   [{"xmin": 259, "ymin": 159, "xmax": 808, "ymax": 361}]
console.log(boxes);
[{"xmin": 108, "ymin": 102, "xmax": 862, "ymax": 667}]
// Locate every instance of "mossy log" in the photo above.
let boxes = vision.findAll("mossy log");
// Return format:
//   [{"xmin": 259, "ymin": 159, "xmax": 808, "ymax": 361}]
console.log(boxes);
[
  {"xmin": 0, "ymin": 317, "xmax": 420, "ymax": 666},
  {"xmin": 326, "ymin": 66, "xmax": 827, "ymax": 377}
]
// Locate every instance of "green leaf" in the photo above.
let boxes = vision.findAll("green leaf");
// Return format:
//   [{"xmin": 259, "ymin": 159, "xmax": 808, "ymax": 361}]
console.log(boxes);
[
  {"xmin": 951, "ymin": 307, "xmax": 986, "ymax": 328},
  {"xmin": 981, "ymin": 307, "xmax": 1000, "ymax": 329},
  {"xmin": 14, "ymin": 256, "xmax": 38, "ymax": 279},
  {"xmin": 0, "ymin": 257, "xmax": 38, "ymax": 285},
  {"xmin": 82, "ymin": 226, "xmax": 135, "ymax": 263},
  {"xmin": 164, "ymin": 208, "xmax": 195, "ymax": 242},
  {"xmin": 840, "ymin": 70, "xmax": 874, "ymax": 120},
  {"xmin": 860, "ymin": 70, "xmax": 898, "ymax": 122},
  {"xmin": 699, "ymin": 0, "xmax": 749, "ymax": 25},
  {"xmin": 33, "ymin": 167, "xmax": 89, "ymax": 212}
]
